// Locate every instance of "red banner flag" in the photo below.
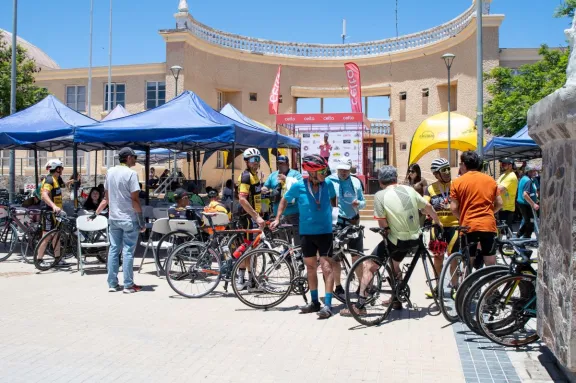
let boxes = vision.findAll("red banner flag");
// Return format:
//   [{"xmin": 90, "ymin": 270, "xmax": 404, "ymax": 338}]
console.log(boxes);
[
  {"xmin": 344, "ymin": 62, "xmax": 362, "ymax": 113},
  {"xmin": 268, "ymin": 65, "xmax": 282, "ymax": 115}
]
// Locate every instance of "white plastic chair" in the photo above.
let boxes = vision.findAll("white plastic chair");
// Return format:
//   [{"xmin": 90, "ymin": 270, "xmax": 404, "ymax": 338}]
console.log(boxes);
[
  {"xmin": 168, "ymin": 219, "xmax": 199, "ymax": 235},
  {"xmin": 153, "ymin": 207, "xmax": 169, "ymax": 219},
  {"xmin": 143, "ymin": 205, "xmax": 155, "ymax": 229},
  {"xmin": 138, "ymin": 217, "xmax": 171, "ymax": 276},
  {"xmin": 76, "ymin": 215, "xmax": 109, "ymax": 276}
]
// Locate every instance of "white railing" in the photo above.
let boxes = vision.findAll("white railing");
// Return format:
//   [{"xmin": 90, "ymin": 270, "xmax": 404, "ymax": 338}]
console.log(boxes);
[
  {"xmin": 369, "ymin": 120, "xmax": 392, "ymax": 135},
  {"xmin": 184, "ymin": 3, "xmax": 483, "ymax": 59}
]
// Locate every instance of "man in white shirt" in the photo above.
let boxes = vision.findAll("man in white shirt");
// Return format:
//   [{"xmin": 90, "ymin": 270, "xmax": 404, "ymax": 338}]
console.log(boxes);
[{"xmin": 94, "ymin": 147, "xmax": 145, "ymax": 293}]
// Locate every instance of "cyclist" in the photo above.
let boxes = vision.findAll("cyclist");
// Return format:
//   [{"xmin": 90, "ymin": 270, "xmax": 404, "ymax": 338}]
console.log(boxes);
[
  {"xmin": 497, "ymin": 158, "xmax": 518, "ymax": 229},
  {"xmin": 261, "ymin": 155, "xmax": 302, "ymax": 239},
  {"xmin": 450, "ymin": 151, "xmax": 503, "ymax": 267},
  {"xmin": 341, "ymin": 165, "xmax": 442, "ymax": 316},
  {"xmin": 424, "ymin": 158, "xmax": 459, "ymax": 297},
  {"xmin": 328, "ymin": 158, "xmax": 366, "ymax": 301},
  {"xmin": 236, "ymin": 148, "xmax": 265, "ymax": 290},
  {"xmin": 36, "ymin": 159, "xmax": 69, "ymax": 268},
  {"xmin": 271, "ymin": 154, "xmax": 337, "ymax": 319}
]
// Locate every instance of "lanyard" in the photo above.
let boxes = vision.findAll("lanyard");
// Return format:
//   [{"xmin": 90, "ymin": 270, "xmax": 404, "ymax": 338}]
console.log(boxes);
[
  {"xmin": 438, "ymin": 182, "xmax": 449, "ymax": 201},
  {"xmin": 306, "ymin": 179, "xmax": 322, "ymax": 210}
]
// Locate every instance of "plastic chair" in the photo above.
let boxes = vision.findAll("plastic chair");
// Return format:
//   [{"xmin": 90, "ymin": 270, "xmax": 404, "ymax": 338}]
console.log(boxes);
[
  {"xmin": 76, "ymin": 215, "xmax": 109, "ymax": 276},
  {"xmin": 143, "ymin": 206, "xmax": 155, "ymax": 229},
  {"xmin": 138, "ymin": 217, "xmax": 171, "ymax": 276}
]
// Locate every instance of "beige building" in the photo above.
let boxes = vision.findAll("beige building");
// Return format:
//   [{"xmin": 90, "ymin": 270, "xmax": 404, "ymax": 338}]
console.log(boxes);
[{"xmin": 3, "ymin": 0, "xmax": 545, "ymax": 189}]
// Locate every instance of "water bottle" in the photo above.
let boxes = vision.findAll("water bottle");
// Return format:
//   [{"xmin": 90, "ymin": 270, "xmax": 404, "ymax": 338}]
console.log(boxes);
[
  {"xmin": 232, "ymin": 243, "xmax": 248, "ymax": 259},
  {"xmin": 222, "ymin": 245, "xmax": 232, "ymax": 260}
]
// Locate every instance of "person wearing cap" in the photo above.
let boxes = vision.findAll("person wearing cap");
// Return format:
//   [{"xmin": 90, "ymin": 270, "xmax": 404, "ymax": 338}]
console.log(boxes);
[
  {"xmin": 261, "ymin": 155, "xmax": 302, "ymax": 234},
  {"xmin": 319, "ymin": 133, "xmax": 332, "ymax": 163},
  {"xmin": 328, "ymin": 158, "xmax": 366, "ymax": 300},
  {"xmin": 516, "ymin": 164, "xmax": 539, "ymax": 239},
  {"xmin": 167, "ymin": 188, "xmax": 197, "ymax": 220},
  {"xmin": 497, "ymin": 158, "xmax": 518, "ymax": 229},
  {"xmin": 94, "ymin": 147, "xmax": 145, "ymax": 294},
  {"xmin": 350, "ymin": 164, "xmax": 365, "ymax": 192},
  {"xmin": 204, "ymin": 189, "xmax": 231, "ymax": 219}
]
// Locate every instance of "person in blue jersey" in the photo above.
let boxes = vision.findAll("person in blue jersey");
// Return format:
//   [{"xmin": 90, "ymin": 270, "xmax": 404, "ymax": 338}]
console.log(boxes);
[
  {"xmin": 328, "ymin": 158, "xmax": 366, "ymax": 301},
  {"xmin": 271, "ymin": 154, "xmax": 338, "ymax": 319}
]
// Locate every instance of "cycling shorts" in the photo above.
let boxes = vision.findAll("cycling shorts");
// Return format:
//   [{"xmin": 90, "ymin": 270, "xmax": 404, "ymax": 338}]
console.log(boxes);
[
  {"xmin": 372, "ymin": 238, "xmax": 419, "ymax": 263},
  {"xmin": 300, "ymin": 233, "xmax": 333, "ymax": 258}
]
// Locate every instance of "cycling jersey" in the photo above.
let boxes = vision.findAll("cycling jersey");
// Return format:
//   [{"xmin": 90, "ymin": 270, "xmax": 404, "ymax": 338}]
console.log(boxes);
[
  {"xmin": 204, "ymin": 200, "xmax": 231, "ymax": 219},
  {"xmin": 238, "ymin": 170, "xmax": 262, "ymax": 214},
  {"xmin": 41, "ymin": 174, "xmax": 64, "ymax": 210},
  {"xmin": 424, "ymin": 181, "xmax": 458, "ymax": 227}
]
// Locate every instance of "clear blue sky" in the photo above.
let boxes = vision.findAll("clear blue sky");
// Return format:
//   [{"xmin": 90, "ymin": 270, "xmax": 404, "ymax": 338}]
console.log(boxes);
[{"xmin": 0, "ymin": 0, "xmax": 570, "ymax": 118}]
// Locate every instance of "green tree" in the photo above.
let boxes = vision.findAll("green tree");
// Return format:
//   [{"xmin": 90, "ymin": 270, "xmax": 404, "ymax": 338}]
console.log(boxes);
[
  {"xmin": 0, "ymin": 32, "xmax": 49, "ymax": 118},
  {"xmin": 554, "ymin": 0, "xmax": 576, "ymax": 18},
  {"xmin": 484, "ymin": 45, "xmax": 569, "ymax": 137}
]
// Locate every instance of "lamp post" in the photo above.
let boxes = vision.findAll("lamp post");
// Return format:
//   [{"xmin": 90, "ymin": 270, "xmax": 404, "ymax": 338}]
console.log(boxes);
[
  {"xmin": 9, "ymin": 0, "xmax": 18, "ymax": 203},
  {"xmin": 170, "ymin": 65, "xmax": 183, "ymax": 98},
  {"xmin": 442, "ymin": 53, "xmax": 456, "ymax": 168}
]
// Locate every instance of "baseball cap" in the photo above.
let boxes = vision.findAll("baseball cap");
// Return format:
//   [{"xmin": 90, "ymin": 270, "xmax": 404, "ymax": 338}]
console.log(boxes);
[
  {"xmin": 525, "ymin": 164, "xmax": 537, "ymax": 172},
  {"xmin": 173, "ymin": 188, "xmax": 189, "ymax": 200},
  {"xmin": 500, "ymin": 157, "xmax": 514, "ymax": 164},
  {"xmin": 277, "ymin": 155, "xmax": 289, "ymax": 163},
  {"xmin": 118, "ymin": 147, "xmax": 137, "ymax": 159},
  {"xmin": 337, "ymin": 159, "xmax": 352, "ymax": 171}
]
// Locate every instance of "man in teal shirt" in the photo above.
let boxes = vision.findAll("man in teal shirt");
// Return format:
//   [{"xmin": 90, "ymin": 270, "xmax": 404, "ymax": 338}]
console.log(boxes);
[
  {"xmin": 262, "ymin": 155, "xmax": 302, "ymax": 227},
  {"xmin": 328, "ymin": 158, "xmax": 366, "ymax": 300},
  {"xmin": 516, "ymin": 165, "xmax": 539, "ymax": 238}
]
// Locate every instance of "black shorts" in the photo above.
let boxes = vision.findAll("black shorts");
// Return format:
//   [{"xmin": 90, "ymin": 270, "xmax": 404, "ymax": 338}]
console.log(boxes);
[
  {"xmin": 372, "ymin": 238, "xmax": 420, "ymax": 263},
  {"xmin": 41, "ymin": 211, "xmax": 59, "ymax": 232},
  {"xmin": 239, "ymin": 215, "xmax": 256, "ymax": 241},
  {"xmin": 300, "ymin": 233, "xmax": 333, "ymax": 258},
  {"xmin": 466, "ymin": 232, "xmax": 496, "ymax": 257}
]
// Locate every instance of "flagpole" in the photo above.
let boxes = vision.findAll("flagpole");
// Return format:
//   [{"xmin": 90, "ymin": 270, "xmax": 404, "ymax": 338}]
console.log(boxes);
[
  {"xmin": 9, "ymin": 0, "xmax": 18, "ymax": 203},
  {"xmin": 87, "ymin": 0, "xmax": 94, "ymax": 175}
]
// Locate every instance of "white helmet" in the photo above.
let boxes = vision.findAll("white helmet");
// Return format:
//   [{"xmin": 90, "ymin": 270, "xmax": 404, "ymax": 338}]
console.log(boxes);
[
  {"xmin": 430, "ymin": 158, "xmax": 450, "ymax": 173},
  {"xmin": 243, "ymin": 148, "xmax": 261, "ymax": 160},
  {"xmin": 45, "ymin": 159, "xmax": 63, "ymax": 171}
]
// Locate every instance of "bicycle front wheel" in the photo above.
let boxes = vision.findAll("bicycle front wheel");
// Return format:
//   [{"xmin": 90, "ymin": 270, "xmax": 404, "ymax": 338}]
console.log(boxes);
[
  {"xmin": 344, "ymin": 255, "xmax": 395, "ymax": 327},
  {"xmin": 33, "ymin": 229, "xmax": 62, "ymax": 271},
  {"xmin": 438, "ymin": 252, "xmax": 470, "ymax": 322},
  {"xmin": 0, "ymin": 223, "xmax": 18, "ymax": 262}
]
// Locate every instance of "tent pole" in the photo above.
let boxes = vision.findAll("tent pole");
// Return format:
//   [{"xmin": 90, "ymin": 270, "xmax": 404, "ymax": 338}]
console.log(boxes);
[
  {"xmin": 33, "ymin": 149, "xmax": 39, "ymax": 188},
  {"xmin": 145, "ymin": 147, "xmax": 150, "ymax": 206},
  {"xmin": 73, "ymin": 143, "xmax": 78, "ymax": 212},
  {"xmin": 193, "ymin": 150, "xmax": 198, "ymax": 182},
  {"xmin": 231, "ymin": 144, "xmax": 236, "ymax": 222},
  {"xmin": 94, "ymin": 151, "xmax": 98, "ymax": 186},
  {"xmin": 493, "ymin": 147, "xmax": 496, "ymax": 179}
]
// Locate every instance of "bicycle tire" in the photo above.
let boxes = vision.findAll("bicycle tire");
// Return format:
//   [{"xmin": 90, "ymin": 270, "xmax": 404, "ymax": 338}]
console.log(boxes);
[
  {"xmin": 344, "ymin": 254, "xmax": 395, "ymax": 327},
  {"xmin": 461, "ymin": 270, "xmax": 510, "ymax": 335},
  {"xmin": 0, "ymin": 223, "xmax": 18, "ymax": 262},
  {"xmin": 33, "ymin": 229, "xmax": 62, "ymax": 271},
  {"xmin": 438, "ymin": 252, "xmax": 469, "ymax": 322},
  {"xmin": 476, "ymin": 273, "xmax": 539, "ymax": 347},
  {"xmin": 421, "ymin": 249, "xmax": 440, "ymax": 308},
  {"xmin": 165, "ymin": 241, "xmax": 222, "ymax": 298},
  {"xmin": 454, "ymin": 265, "xmax": 509, "ymax": 321},
  {"xmin": 332, "ymin": 249, "xmax": 360, "ymax": 303},
  {"xmin": 155, "ymin": 230, "xmax": 197, "ymax": 273},
  {"xmin": 20, "ymin": 227, "xmax": 42, "ymax": 264},
  {"xmin": 231, "ymin": 248, "xmax": 294, "ymax": 310}
]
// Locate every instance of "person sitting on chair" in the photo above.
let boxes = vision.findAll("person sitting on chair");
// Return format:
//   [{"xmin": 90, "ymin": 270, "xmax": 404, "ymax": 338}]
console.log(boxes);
[
  {"xmin": 168, "ymin": 188, "xmax": 197, "ymax": 221},
  {"xmin": 204, "ymin": 189, "xmax": 231, "ymax": 219}
]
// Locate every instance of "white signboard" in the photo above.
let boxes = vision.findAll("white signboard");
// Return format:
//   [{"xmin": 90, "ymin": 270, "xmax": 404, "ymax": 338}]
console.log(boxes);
[
  {"xmin": 300, "ymin": 130, "xmax": 363, "ymax": 175},
  {"xmin": 24, "ymin": 183, "xmax": 36, "ymax": 191}
]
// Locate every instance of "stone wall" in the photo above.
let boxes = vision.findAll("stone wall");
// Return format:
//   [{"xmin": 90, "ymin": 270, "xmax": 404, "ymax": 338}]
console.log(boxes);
[{"xmin": 528, "ymin": 81, "xmax": 576, "ymax": 372}]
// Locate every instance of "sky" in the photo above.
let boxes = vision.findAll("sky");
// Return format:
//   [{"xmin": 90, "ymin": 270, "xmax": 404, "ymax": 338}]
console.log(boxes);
[{"xmin": 0, "ymin": 0, "xmax": 571, "ymax": 117}]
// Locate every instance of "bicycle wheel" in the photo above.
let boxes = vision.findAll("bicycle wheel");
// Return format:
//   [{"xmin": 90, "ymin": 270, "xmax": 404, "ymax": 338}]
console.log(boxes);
[
  {"xmin": 420, "ymin": 249, "xmax": 440, "ymax": 308},
  {"xmin": 454, "ymin": 265, "xmax": 508, "ymax": 322},
  {"xmin": 33, "ymin": 229, "xmax": 62, "ymax": 271},
  {"xmin": 20, "ymin": 226, "xmax": 42, "ymax": 264},
  {"xmin": 165, "ymin": 241, "xmax": 222, "ymax": 298},
  {"xmin": 0, "ymin": 223, "xmax": 18, "ymax": 262},
  {"xmin": 231, "ymin": 248, "xmax": 294, "ymax": 310},
  {"xmin": 476, "ymin": 273, "xmax": 538, "ymax": 347},
  {"xmin": 344, "ymin": 255, "xmax": 395, "ymax": 327},
  {"xmin": 461, "ymin": 269, "xmax": 510, "ymax": 335},
  {"xmin": 332, "ymin": 250, "xmax": 357, "ymax": 303},
  {"xmin": 156, "ymin": 230, "xmax": 197, "ymax": 273},
  {"xmin": 438, "ymin": 252, "xmax": 470, "ymax": 322}
]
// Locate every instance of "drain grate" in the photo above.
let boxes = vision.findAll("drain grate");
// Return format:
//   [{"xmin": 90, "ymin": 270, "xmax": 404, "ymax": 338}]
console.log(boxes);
[{"xmin": 0, "ymin": 271, "xmax": 35, "ymax": 278}]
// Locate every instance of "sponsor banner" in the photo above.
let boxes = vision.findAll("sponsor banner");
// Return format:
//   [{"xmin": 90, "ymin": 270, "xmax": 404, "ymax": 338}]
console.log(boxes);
[
  {"xmin": 300, "ymin": 129, "xmax": 363, "ymax": 176},
  {"xmin": 344, "ymin": 62, "xmax": 362, "ymax": 113},
  {"xmin": 276, "ymin": 113, "xmax": 364, "ymax": 125},
  {"xmin": 268, "ymin": 65, "xmax": 282, "ymax": 115}
]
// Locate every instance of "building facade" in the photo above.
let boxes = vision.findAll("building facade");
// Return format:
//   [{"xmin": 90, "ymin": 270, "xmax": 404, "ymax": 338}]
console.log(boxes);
[{"xmin": 3, "ymin": 0, "xmax": 546, "ymax": 188}]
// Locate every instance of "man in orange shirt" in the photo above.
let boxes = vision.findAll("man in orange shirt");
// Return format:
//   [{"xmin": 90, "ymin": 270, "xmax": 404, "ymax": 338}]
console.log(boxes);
[{"xmin": 450, "ymin": 151, "xmax": 503, "ymax": 266}]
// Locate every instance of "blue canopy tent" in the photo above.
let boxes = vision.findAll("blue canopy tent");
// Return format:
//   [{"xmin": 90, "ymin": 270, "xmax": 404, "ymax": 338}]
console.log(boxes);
[
  {"xmin": 0, "ymin": 95, "xmax": 96, "ymax": 151},
  {"xmin": 483, "ymin": 126, "xmax": 541, "ymax": 161},
  {"xmin": 73, "ymin": 91, "xmax": 282, "ymax": 151}
]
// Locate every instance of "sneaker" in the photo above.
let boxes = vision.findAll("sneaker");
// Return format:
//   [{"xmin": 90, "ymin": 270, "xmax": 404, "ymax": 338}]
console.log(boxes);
[
  {"xmin": 317, "ymin": 306, "xmax": 333, "ymax": 319},
  {"xmin": 38, "ymin": 260, "xmax": 51, "ymax": 269},
  {"xmin": 55, "ymin": 259, "xmax": 71, "ymax": 267},
  {"xmin": 236, "ymin": 276, "xmax": 247, "ymax": 291},
  {"xmin": 300, "ymin": 301, "xmax": 321, "ymax": 314},
  {"xmin": 425, "ymin": 287, "xmax": 438, "ymax": 299},
  {"xmin": 340, "ymin": 306, "xmax": 366, "ymax": 317},
  {"xmin": 108, "ymin": 285, "xmax": 123, "ymax": 292},
  {"xmin": 123, "ymin": 284, "xmax": 142, "ymax": 294}
]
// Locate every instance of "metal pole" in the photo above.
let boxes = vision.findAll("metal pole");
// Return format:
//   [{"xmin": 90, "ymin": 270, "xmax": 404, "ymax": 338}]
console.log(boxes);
[
  {"xmin": 72, "ymin": 144, "xmax": 78, "ymax": 211},
  {"xmin": 145, "ymin": 147, "xmax": 150, "ymax": 206},
  {"xmin": 9, "ymin": 0, "xmax": 18, "ymax": 203},
  {"xmin": 476, "ymin": 0, "xmax": 484, "ymax": 154},
  {"xmin": 94, "ymin": 151, "xmax": 98, "ymax": 186},
  {"xmin": 193, "ymin": 150, "xmax": 198, "ymax": 182},
  {"xmin": 34, "ymin": 149, "xmax": 39, "ymax": 187},
  {"xmin": 87, "ymin": 0, "xmax": 93, "ymax": 118},
  {"xmin": 107, "ymin": 0, "xmax": 113, "ymax": 113},
  {"xmin": 447, "ymin": 66, "xmax": 452, "ymax": 168},
  {"xmin": 231, "ymin": 144, "xmax": 236, "ymax": 222},
  {"xmin": 175, "ymin": 74, "xmax": 179, "ymax": 97}
]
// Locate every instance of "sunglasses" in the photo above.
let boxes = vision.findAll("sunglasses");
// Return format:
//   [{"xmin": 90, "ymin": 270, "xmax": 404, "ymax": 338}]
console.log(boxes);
[
  {"xmin": 248, "ymin": 157, "xmax": 261, "ymax": 163},
  {"xmin": 439, "ymin": 168, "xmax": 451, "ymax": 174},
  {"xmin": 409, "ymin": 170, "xmax": 417, "ymax": 174},
  {"xmin": 316, "ymin": 169, "xmax": 328, "ymax": 176}
]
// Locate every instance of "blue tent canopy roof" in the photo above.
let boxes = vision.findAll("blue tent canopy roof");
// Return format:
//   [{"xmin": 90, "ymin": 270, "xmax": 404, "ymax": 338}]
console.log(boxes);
[
  {"xmin": 102, "ymin": 104, "xmax": 131, "ymax": 121},
  {"xmin": 0, "ymin": 95, "xmax": 96, "ymax": 150},
  {"xmin": 483, "ymin": 126, "xmax": 541, "ymax": 161}
]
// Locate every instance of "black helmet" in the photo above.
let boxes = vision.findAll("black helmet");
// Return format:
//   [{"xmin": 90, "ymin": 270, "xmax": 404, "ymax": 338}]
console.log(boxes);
[{"xmin": 207, "ymin": 190, "xmax": 218, "ymax": 198}]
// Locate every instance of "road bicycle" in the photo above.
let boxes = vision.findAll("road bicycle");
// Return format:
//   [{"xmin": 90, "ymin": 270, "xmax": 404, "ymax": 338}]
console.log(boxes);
[
  {"xmin": 0, "ymin": 205, "xmax": 43, "ymax": 263},
  {"xmin": 343, "ymin": 225, "xmax": 439, "ymax": 327},
  {"xmin": 33, "ymin": 212, "xmax": 78, "ymax": 271}
]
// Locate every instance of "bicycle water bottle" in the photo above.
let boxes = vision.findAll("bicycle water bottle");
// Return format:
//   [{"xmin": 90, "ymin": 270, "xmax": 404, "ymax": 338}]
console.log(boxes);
[
  {"xmin": 232, "ymin": 243, "xmax": 248, "ymax": 259},
  {"xmin": 222, "ymin": 245, "xmax": 232, "ymax": 259}
]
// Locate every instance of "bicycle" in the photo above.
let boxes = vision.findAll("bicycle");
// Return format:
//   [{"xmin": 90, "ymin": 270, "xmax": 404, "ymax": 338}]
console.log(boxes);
[
  {"xmin": 0, "ymin": 205, "xmax": 43, "ymax": 263},
  {"xmin": 330, "ymin": 223, "xmax": 364, "ymax": 303},
  {"xmin": 343, "ymin": 225, "xmax": 439, "ymax": 327},
  {"xmin": 33, "ymin": 212, "xmax": 78, "ymax": 271}
]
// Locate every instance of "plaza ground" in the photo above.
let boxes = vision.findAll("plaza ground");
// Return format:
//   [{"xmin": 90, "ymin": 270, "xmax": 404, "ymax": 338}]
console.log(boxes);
[{"xmin": 0, "ymin": 221, "xmax": 564, "ymax": 383}]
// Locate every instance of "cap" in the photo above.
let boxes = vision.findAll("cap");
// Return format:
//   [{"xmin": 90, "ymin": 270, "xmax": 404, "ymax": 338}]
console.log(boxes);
[
  {"xmin": 118, "ymin": 147, "xmax": 137, "ymax": 159},
  {"xmin": 337, "ymin": 158, "xmax": 352, "ymax": 171},
  {"xmin": 500, "ymin": 158, "xmax": 514, "ymax": 164},
  {"xmin": 173, "ymin": 188, "xmax": 189, "ymax": 200},
  {"xmin": 277, "ymin": 155, "xmax": 289, "ymax": 163},
  {"xmin": 525, "ymin": 164, "xmax": 537, "ymax": 172}
]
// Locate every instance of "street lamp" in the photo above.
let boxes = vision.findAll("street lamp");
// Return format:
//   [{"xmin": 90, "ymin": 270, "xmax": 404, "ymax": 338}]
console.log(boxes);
[
  {"xmin": 170, "ymin": 65, "xmax": 183, "ymax": 97},
  {"xmin": 442, "ymin": 53, "xmax": 456, "ymax": 168}
]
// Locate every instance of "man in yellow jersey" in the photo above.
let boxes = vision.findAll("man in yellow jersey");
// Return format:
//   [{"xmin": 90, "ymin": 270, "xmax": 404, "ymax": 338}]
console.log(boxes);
[
  {"xmin": 36, "ymin": 159, "xmax": 68, "ymax": 268},
  {"xmin": 496, "ymin": 158, "xmax": 518, "ymax": 229},
  {"xmin": 236, "ymin": 148, "xmax": 264, "ymax": 290},
  {"xmin": 424, "ymin": 158, "xmax": 459, "ymax": 297}
]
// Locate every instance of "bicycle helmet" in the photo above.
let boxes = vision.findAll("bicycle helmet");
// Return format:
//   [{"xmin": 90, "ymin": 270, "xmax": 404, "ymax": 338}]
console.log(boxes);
[
  {"xmin": 45, "ymin": 159, "xmax": 63, "ymax": 171},
  {"xmin": 430, "ymin": 158, "xmax": 450, "ymax": 173},
  {"xmin": 302, "ymin": 154, "xmax": 328, "ymax": 172},
  {"xmin": 207, "ymin": 190, "xmax": 218, "ymax": 198},
  {"xmin": 243, "ymin": 148, "xmax": 261, "ymax": 160}
]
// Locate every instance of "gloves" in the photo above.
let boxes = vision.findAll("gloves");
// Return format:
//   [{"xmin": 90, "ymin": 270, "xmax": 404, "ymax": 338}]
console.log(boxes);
[
  {"xmin": 137, "ymin": 212, "xmax": 146, "ymax": 230},
  {"xmin": 88, "ymin": 213, "xmax": 97, "ymax": 220}
]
